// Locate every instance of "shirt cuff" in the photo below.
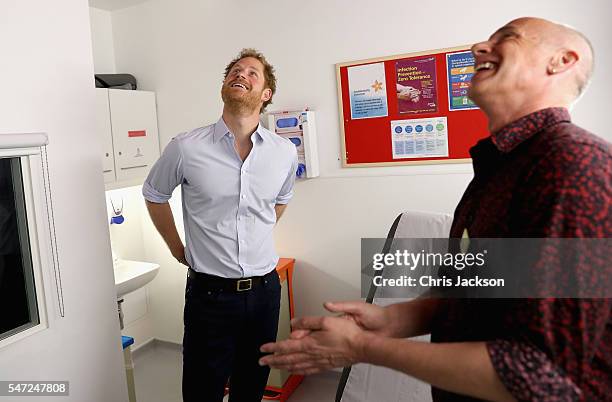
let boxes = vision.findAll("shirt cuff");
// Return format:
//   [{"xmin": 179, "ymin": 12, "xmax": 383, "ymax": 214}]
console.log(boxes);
[
  {"xmin": 142, "ymin": 181, "xmax": 172, "ymax": 203},
  {"xmin": 275, "ymin": 189, "xmax": 294, "ymax": 205},
  {"xmin": 486, "ymin": 340, "xmax": 581, "ymax": 401}
]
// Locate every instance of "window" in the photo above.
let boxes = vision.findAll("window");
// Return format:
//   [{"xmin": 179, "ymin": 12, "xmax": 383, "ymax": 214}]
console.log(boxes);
[
  {"xmin": 0, "ymin": 132, "xmax": 53, "ymax": 348},
  {"xmin": 0, "ymin": 157, "xmax": 40, "ymax": 340}
]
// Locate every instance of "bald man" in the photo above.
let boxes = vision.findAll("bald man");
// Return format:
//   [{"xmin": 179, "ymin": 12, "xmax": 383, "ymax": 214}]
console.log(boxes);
[{"xmin": 259, "ymin": 17, "xmax": 611, "ymax": 402}]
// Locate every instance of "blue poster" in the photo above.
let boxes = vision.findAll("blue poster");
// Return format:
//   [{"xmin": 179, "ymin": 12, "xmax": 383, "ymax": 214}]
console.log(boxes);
[{"xmin": 446, "ymin": 51, "xmax": 479, "ymax": 111}]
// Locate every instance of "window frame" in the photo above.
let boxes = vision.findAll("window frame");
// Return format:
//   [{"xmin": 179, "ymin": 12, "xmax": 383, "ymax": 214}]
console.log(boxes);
[{"xmin": 0, "ymin": 135, "xmax": 54, "ymax": 349}]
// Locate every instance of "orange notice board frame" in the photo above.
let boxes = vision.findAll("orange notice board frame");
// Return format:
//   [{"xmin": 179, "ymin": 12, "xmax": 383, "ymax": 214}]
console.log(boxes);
[{"xmin": 336, "ymin": 45, "xmax": 490, "ymax": 167}]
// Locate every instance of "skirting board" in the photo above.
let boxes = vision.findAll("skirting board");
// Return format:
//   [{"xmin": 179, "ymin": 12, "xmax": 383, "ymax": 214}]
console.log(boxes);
[{"xmin": 132, "ymin": 338, "xmax": 181, "ymax": 359}]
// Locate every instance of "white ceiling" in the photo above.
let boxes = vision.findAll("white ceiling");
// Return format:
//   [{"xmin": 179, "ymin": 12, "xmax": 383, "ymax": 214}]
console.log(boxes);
[{"xmin": 89, "ymin": 0, "xmax": 150, "ymax": 11}]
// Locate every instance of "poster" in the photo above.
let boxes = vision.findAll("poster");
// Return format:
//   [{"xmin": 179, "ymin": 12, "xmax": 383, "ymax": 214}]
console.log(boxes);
[
  {"xmin": 395, "ymin": 57, "xmax": 437, "ymax": 114},
  {"xmin": 347, "ymin": 62, "xmax": 388, "ymax": 119},
  {"xmin": 446, "ymin": 51, "xmax": 478, "ymax": 111},
  {"xmin": 390, "ymin": 117, "xmax": 448, "ymax": 159}
]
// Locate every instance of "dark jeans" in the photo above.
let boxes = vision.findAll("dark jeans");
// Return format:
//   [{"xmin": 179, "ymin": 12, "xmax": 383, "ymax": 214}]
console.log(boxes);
[{"xmin": 182, "ymin": 270, "xmax": 281, "ymax": 402}]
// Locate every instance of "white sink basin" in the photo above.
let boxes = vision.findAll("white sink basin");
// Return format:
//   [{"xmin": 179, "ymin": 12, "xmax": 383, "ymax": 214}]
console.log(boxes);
[{"xmin": 113, "ymin": 259, "xmax": 160, "ymax": 299}]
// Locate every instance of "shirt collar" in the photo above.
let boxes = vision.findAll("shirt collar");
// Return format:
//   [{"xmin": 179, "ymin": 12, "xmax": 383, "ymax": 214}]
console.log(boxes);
[
  {"xmin": 213, "ymin": 117, "xmax": 266, "ymax": 144},
  {"xmin": 491, "ymin": 107, "xmax": 571, "ymax": 153}
]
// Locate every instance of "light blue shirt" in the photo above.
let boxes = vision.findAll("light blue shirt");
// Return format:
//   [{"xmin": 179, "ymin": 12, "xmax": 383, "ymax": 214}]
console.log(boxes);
[{"xmin": 143, "ymin": 118, "xmax": 298, "ymax": 278}]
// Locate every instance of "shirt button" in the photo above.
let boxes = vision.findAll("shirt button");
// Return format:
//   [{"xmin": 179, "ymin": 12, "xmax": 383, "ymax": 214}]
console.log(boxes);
[{"xmin": 241, "ymin": 194, "xmax": 246, "ymax": 199}]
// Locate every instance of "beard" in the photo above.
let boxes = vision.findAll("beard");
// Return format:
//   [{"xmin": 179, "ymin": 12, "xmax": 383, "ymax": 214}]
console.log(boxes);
[{"xmin": 221, "ymin": 84, "xmax": 263, "ymax": 115}]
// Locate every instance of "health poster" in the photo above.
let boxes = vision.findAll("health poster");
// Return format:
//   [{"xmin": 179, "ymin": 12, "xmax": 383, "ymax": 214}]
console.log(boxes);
[
  {"xmin": 446, "ymin": 51, "xmax": 478, "ymax": 111},
  {"xmin": 395, "ymin": 57, "xmax": 437, "ymax": 114},
  {"xmin": 390, "ymin": 117, "xmax": 448, "ymax": 159},
  {"xmin": 347, "ymin": 62, "xmax": 389, "ymax": 119}
]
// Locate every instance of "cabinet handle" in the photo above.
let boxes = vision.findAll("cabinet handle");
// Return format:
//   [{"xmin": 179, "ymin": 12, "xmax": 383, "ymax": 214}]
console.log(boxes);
[{"xmin": 121, "ymin": 165, "xmax": 148, "ymax": 170}]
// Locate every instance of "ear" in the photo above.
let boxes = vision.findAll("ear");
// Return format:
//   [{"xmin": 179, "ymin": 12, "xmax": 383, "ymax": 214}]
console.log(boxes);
[
  {"xmin": 261, "ymin": 88, "xmax": 272, "ymax": 102},
  {"xmin": 548, "ymin": 49, "xmax": 579, "ymax": 75}
]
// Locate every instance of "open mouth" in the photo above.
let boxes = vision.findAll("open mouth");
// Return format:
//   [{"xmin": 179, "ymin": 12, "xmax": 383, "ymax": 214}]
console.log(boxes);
[
  {"xmin": 475, "ymin": 61, "xmax": 498, "ymax": 73},
  {"xmin": 230, "ymin": 82, "xmax": 248, "ymax": 90}
]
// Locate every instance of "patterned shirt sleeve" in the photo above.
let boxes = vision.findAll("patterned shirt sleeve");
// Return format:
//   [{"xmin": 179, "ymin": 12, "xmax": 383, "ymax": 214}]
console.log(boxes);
[
  {"xmin": 487, "ymin": 338, "xmax": 581, "ymax": 401},
  {"xmin": 486, "ymin": 298, "xmax": 611, "ymax": 401}
]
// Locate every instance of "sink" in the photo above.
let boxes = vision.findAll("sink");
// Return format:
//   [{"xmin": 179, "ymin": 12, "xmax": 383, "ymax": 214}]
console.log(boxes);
[{"xmin": 113, "ymin": 259, "xmax": 160, "ymax": 298}]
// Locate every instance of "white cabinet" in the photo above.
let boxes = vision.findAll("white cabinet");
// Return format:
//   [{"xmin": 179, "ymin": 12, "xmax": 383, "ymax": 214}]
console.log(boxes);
[{"xmin": 95, "ymin": 88, "xmax": 160, "ymax": 187}]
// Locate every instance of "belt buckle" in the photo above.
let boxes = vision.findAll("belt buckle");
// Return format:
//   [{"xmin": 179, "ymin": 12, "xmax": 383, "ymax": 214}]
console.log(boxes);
[{"xmin": 237, "ymin": 278, "xmax": 252, "ymax": 292}]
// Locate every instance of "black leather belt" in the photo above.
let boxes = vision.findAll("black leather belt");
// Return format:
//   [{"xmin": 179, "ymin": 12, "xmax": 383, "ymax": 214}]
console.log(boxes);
[{"xmin": 187, "ymin": 268, "xmax": 275, "ymax": 292}]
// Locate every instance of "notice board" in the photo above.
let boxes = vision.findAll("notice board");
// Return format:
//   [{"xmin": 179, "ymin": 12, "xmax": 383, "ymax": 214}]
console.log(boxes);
[{"xmin": 336, "ymin": 46, "xmax": 489, "ymax": 167}]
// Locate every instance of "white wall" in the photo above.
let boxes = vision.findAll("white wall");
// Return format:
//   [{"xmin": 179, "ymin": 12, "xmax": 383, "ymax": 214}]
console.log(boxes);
[
  {"xmin": 0, "ymin": 1, "xmax": 127, "ymax": 401},
  {"xmin": 106, "ymin": 0, "xmax": 611, "ymax": 343},
  {"xmin": 89, "ymin": 7, "xmax": 117, "ymax": 74}
]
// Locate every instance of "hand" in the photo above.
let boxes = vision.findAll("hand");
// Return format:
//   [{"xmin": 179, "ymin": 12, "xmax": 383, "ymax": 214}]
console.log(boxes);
[
  {"xmin": 397, "ymin": 84, "xmax": 420, "ymax": 102},
  {"xmin": 171, "ymin": 244, "xmax": 189, "ymax": 267},
  {"xmin": 289, "ymin": 301, "xmax": 395, "ymax": 341},
  {"xmin": 259, "ymin": 315, "xmax": 372, "ymax": 375},
  {"xmin": 325, "ymin": 301, "xmax": 397, "ymax": 337}
]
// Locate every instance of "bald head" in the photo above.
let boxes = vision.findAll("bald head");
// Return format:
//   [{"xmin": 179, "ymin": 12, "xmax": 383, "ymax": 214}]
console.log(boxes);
[
  {"xmin": 469, "ymin": 17, "xmax": 595, "ymax": 131},
  {"xmin": 510, "ymin": 17, "xmax": 594, "ymax": 100}
]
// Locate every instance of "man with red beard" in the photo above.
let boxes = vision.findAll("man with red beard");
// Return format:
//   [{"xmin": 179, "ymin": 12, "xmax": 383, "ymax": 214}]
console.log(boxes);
[
  {"xmin": 260, "ymin": 18, "xmax": 611, "ymax": 401},
  {"xmin": 144, "ymin": 49, "xmax": 298, "ymax": 402}
]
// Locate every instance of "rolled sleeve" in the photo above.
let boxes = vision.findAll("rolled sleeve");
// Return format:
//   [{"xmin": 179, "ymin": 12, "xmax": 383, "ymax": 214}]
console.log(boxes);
[
  {"xmin": 275, "ymin": 147, "xmax": 298, "ymax": 205},
  {"xmin": 487, "ymin": 339, "xmax": 581, "ymax": 401},
  {"xmin": 486, "ymin": 298, "xmax": 611, "ymax": 401},
  {"xmin": 143, "ymin": 137, "xmax": 184, "ymax": 203}
]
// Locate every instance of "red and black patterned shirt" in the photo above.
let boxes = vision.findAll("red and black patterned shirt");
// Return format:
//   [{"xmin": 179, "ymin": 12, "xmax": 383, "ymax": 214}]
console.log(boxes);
[{"xmin": 430, "ymin": 108, "xmax": 612, "ymax": 401}]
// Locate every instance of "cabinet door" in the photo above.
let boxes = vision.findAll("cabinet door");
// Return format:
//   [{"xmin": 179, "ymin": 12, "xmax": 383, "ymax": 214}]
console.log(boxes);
[
  {"xmin": 108, "ymin": 89, "xmax": 160, "ymax": 182},
  {"xmin": 95, "ymin": 89, "xmax": 116, "ymax": 183}
]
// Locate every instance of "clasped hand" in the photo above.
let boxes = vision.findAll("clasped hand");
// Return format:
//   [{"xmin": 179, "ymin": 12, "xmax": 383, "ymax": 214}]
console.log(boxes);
[
  {"xmin": 397, "ymin": 84, "xmax": 421, "ymax": 103},
  {"xmin": 259, "ymin": 301, "xmax": 391, "ymax": 375}
]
